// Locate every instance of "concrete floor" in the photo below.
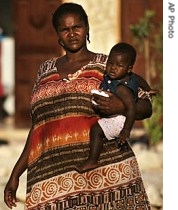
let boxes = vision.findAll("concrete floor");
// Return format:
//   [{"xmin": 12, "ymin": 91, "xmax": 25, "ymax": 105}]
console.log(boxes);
[{"xmin": 0, "ymin": 116, "xmax": 28, "ymax": 210}]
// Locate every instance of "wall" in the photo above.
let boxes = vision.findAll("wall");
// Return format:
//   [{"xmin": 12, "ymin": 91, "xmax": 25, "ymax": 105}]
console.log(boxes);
[{"xmin": 63, "ymin": 0, "xmax": 121, "ymax": 55}]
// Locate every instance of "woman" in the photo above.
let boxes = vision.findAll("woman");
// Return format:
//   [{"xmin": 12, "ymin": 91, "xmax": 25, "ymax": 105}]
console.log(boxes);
[{"xmin": 4, "ymin": 3, "xmax": 151, "ymax": 209}]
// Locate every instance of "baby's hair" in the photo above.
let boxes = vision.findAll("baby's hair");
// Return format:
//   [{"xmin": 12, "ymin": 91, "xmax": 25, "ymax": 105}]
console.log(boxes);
[{"xmin": 111, "ymin": 42, "xmax": 137, "ymax": 65}]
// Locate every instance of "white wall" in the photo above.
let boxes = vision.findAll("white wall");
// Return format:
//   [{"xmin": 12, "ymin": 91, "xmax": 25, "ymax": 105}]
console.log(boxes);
[
  {"xmin": 63, "ymin": 0, "xmax": 121, "ymax": 55},
  {"xmin": 0, "ymin": 37, "xmax": 15, "ymax": 115}
]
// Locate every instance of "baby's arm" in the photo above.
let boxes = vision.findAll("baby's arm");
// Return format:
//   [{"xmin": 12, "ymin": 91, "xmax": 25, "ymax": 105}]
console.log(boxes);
[
  {"xmin": 134, "ymin": 73, "xmax": 159, "ymax": 97},
  {"xmin": 134, "ymin": 73, "xmax": 150, "ymax": 91},
  {"xmin": 115, "ymin": 85, "xmax": 136, "ymax": 144}
]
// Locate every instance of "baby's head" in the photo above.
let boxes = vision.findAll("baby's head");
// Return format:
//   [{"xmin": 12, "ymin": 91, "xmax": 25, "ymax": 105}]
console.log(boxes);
[
  {"xmin": 110, "ymin": 42, "xmax": 136, "ymax": 66},
  {"xmin": 106, "ymin": 42, "xmax": 137, "ymax": 79}
]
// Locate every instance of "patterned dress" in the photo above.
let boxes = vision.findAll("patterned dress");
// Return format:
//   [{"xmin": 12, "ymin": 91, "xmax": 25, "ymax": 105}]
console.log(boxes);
[{"xmin": 25, "ymin": 53, "xmax": 151, "ymax": 210}]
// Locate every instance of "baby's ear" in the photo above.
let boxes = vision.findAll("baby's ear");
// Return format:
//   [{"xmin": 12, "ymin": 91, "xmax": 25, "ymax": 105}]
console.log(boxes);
[{"xmin": 128, "ymin": 66, "xmax": 133, "ymax": 73}]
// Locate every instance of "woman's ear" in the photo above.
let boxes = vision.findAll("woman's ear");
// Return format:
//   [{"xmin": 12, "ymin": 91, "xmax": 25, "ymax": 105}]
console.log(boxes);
[
  {"xmin": 58, "ymin": 39, "xmax": 65, "ymax": 48},
  {"xmin": 86, "ymin": 26, "xmax": 89, "ymax": 33}
]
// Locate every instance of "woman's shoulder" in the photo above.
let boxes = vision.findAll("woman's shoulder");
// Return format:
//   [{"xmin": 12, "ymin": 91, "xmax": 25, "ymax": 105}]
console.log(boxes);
[
  {"xmin": 83, "ymin": 53, "xmax": 108, "ymax": 73},
  {"xmin": 93, "ymin": 53, "xmax": 108, "ymax": 64},
  {"xmin": 39, "ymin": 57, "xmax": 58, "ymax": 68},
  {"xmin": 38, "ymin": 57, "xmax": 58, "ymax": 74},
  {"xmin": 34, "ymin": 57, "xmax": 58, "ymax": 84}
]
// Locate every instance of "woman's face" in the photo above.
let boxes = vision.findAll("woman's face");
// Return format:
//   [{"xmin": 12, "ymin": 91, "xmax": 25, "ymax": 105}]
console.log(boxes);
[{"xmin": 57, "ymin": 13, "xmax": 88, "ymax": 52}]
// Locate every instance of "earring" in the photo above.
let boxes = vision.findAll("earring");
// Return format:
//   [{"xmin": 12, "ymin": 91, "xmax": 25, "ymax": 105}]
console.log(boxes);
[
  {"xmin": 87, "ymin": 33, "xmax": 90, "ymax": 44},
  {"xmin": 58, "ymin": 39, "xmax": 64, "ymax": 47},
  {"xmin": 58, "ymin": 39, "xmax": 61, "ymax": 45}
]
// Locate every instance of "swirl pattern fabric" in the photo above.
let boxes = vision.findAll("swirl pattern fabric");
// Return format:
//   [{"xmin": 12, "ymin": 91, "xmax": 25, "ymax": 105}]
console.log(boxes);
[{"xmin": 25, "ymin": 54, "xmax": 151, "ymax": 209}]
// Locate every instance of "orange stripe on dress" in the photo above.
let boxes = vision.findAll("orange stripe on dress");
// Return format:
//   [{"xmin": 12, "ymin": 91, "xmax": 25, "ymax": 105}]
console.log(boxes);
[{"xmin": 28, "ymin": 116, "xmax": 98, "ymax": 163}]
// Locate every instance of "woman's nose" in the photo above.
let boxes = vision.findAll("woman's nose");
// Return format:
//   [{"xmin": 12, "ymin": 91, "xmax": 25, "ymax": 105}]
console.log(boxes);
[{"xmin": 68, "ymin": 29, "xmax": 75, "ymax": 36}]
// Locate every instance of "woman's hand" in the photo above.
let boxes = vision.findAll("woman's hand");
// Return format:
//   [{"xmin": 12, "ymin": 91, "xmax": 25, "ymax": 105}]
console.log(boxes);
[
  {"xmin": 4, "ymin": 176, "xmax": 19, "ymax": 209},
  {"xmin": 92, "ymin": 91, "xmax": 125, "ymax": 116},
  {"xmin": 92, "ymin": 91, "xmax": 152, "ymax": 120}
]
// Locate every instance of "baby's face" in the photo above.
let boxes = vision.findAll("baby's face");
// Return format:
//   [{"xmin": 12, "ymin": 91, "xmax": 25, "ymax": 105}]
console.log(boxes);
[{"xmin": 106, "ymin": 52, "xmax": 131, "ymax": 79}]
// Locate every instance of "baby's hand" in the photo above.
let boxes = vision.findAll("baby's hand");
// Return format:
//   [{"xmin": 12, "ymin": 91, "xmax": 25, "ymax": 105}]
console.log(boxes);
[{"xmin": 118, "ymin": 129, "xmax": 130, "ymax": 145}]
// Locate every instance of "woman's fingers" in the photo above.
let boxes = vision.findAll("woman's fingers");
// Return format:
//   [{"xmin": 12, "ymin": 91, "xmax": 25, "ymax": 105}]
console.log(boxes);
[
  {"xmin": 4, "ymin": 189, "xmax": 17, "ymax": 209},
  {"xmin": 93, "ymin": 91, "xmax": 125, "ymax": 115}
]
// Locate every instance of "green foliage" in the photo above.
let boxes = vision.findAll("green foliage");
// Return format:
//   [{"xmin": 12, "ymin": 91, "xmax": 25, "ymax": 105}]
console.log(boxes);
[
  {"xmin": 143, "ymin": 93, "xmax": 163, "ymax": 144},
  {"xmin": 129, "ymin": 10, "xmax": 163, "ymax": 145},
  {"xmin": 129, "ymin": 10, "xmax": 155, "ymax": 52},
  {"xmin": 130, "ymin": 10, "xmax": 155, "ymax": 38},
  {"xmin": 152, "ymin": 22, "xmax": 163, "ymax": 54}
]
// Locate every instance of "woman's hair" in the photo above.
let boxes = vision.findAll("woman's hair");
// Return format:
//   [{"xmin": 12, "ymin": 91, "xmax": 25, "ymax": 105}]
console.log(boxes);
[
  {"xmin": 111, "ymin": 42, "xmax": 137, "ymax": 65},
  {"xmin": 52, "ymin": 2, "xmax": 90, "ymax": 43}
]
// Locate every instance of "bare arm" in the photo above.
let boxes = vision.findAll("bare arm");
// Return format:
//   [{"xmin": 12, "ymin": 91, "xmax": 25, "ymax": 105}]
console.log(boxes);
[
  {"xmin": 134, "ymin": 73, "xmax": 159, "ymax": 98},
  {"xmin": 134, "ymin": 73, "xmax": 151, "ymax": 91},
  {"xmin": 115, "ymin": 85, "xmax": 136, "ymax": 143},
  {"xmin": 4, "ymin": 127, "xmax": 33, "ymax": 209},
  {"xmin": 92, "ymin": 91, "xmax": 152, "ymax": 120}
]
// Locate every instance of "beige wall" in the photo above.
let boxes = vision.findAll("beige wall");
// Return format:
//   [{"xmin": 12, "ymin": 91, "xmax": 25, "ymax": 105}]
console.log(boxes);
[{"xmin": 63, "ymin": 0, "xmax": 121, "ymax": 55}]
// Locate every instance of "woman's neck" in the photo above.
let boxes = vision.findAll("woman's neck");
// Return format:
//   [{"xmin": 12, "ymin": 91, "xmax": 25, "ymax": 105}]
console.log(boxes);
[
  {"xmin": 56, "ymin": 48, "xmax": 96, "ymax": 78},
  {"xmin": 65, "ymin": 47, "xmax": 94, "ymax": 63}
]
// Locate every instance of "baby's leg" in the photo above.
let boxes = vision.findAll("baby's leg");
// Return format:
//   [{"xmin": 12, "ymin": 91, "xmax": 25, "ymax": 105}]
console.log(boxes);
[{"xmin": 75, "ymin": 122, "xmax": 105, "ymax": 173}]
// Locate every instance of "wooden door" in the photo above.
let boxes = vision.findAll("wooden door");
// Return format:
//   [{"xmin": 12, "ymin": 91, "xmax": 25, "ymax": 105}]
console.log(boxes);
[{"xmin": 13, "ymin": 0, "xmax": 62, "ymax": 128}]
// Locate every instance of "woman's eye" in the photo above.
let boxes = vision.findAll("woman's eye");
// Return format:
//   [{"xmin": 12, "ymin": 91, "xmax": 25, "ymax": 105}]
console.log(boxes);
[
  {"xmin": 117, "ymin": 64, "xmax": 123, "ymax": 68},
  {"xmin": 74, "ymin": 25, "xmax": 80, "ymax": 29},
  {"xmin": 59, "ymin": 28, "xmax": 68, "ymax": 32},
  {"xmin": 73, "ymin": 25, "xmax": 82, "ymax": 30}
]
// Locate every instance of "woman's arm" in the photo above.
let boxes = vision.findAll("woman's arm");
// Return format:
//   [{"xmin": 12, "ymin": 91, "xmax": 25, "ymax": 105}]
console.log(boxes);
[
  {"xmin": 4, "ymin": 127, "xmax": 33, "ymax": 209},
  {"xmin": 92, "ymin": 92, "xmax": 152, "ymax": 120},
  {"xmin": 135, "ymin": 98, "xmax": 152, "ymax": 119}
]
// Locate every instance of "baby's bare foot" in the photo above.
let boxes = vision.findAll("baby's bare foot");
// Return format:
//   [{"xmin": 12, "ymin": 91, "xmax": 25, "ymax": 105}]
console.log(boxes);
[{"xmin": 75, "ymin": 161, "xmax": 98, "ymax": 173}]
